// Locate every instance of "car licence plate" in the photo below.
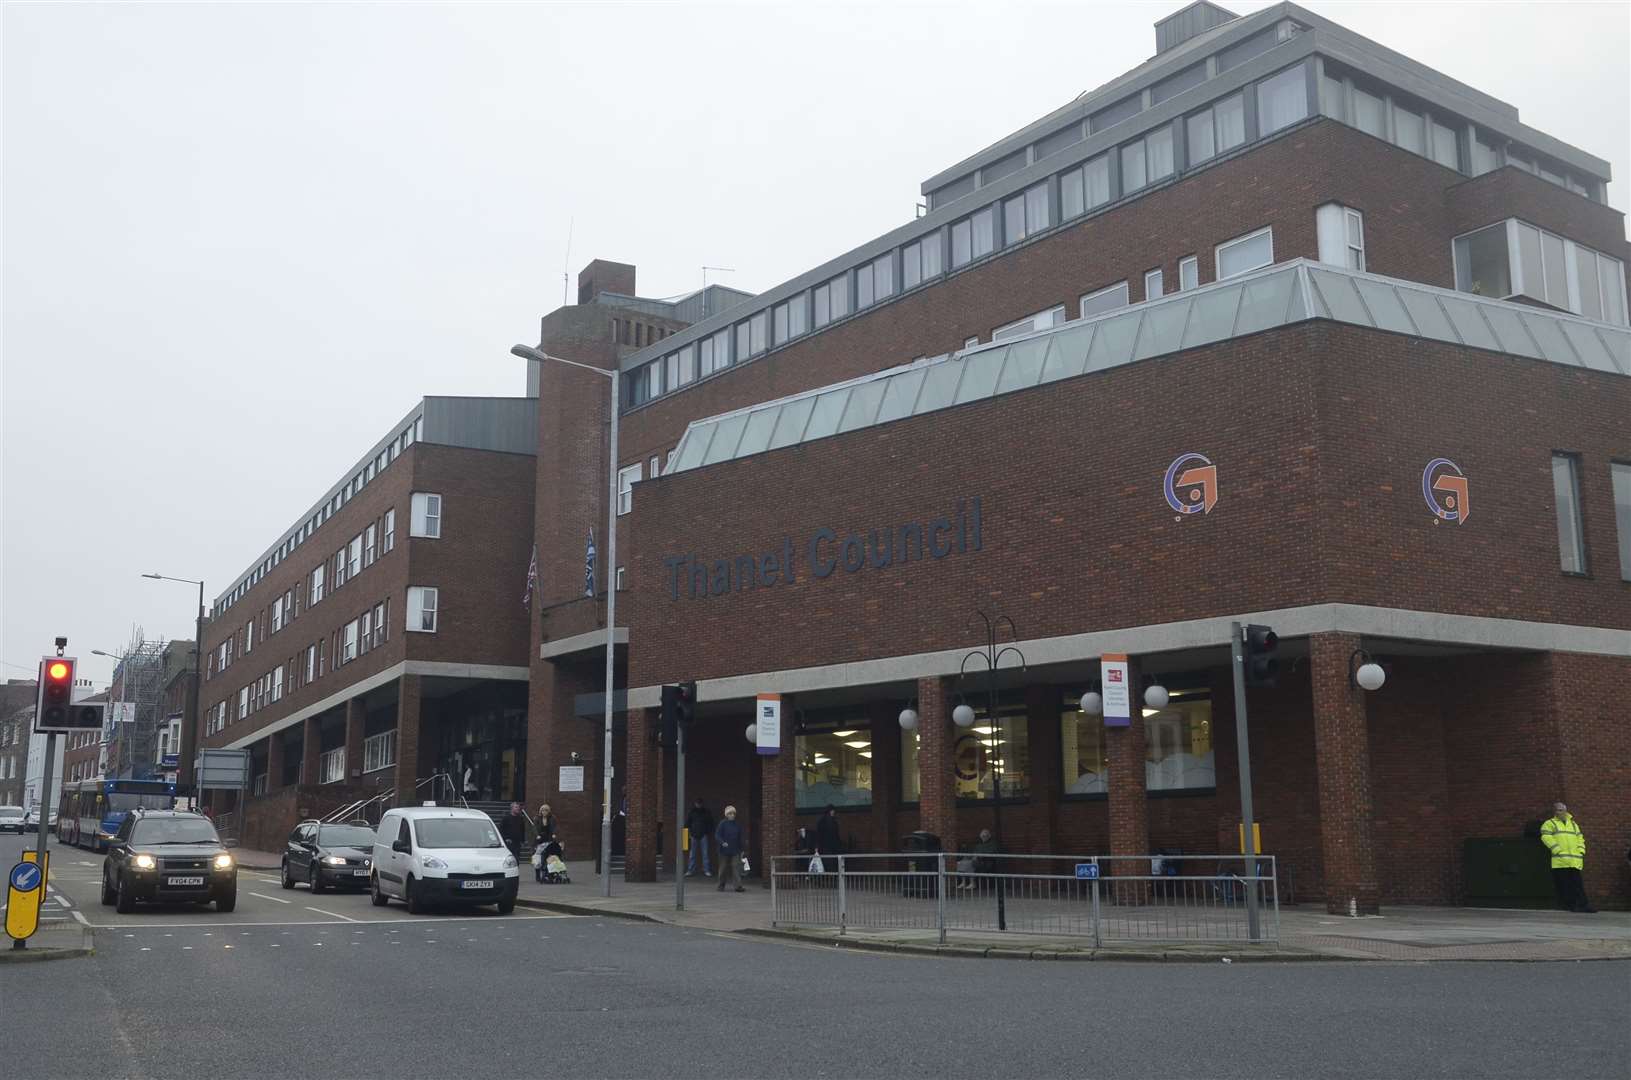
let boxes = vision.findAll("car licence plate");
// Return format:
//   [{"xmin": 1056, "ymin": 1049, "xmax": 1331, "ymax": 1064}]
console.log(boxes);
[
  {"xmin": 352, "ymin": 869, "xmax": 368, "ymax": 877},
  {"xmin": 460, "ymin": 879, "xmax": 493, "ymax": 889},
  {"xmin": 167, "ymin": 876, "xmax": 205, "ymax": 886}
]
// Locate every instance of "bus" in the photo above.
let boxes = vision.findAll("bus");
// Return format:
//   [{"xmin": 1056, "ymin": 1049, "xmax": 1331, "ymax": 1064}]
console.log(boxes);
[{"xmin": 57, "ymin": 779, "xmax": 176, "ymax": 851}]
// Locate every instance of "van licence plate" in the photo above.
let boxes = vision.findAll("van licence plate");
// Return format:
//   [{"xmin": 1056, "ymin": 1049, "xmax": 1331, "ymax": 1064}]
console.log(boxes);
[
  {"xmin": 352, "ymin": 869, "xmax": 368, "ymax": 877},
  {"xmin": 460, "ymin": 879, "xmax": 493, "ymax": 889},
  {"xmin": 167, "ymin": 876, "xmax": 205, "ymax": 886}
]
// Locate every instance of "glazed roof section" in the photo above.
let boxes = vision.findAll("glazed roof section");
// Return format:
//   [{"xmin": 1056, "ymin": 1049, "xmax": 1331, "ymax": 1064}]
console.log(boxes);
[{"xmin": 665, "ymin": 260, "xmax": 1630, "ymax": 475}]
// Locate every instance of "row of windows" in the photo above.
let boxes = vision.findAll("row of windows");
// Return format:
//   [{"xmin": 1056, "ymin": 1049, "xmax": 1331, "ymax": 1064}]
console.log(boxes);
[
  {"xmin": 609, "ymin": 316, "xmax": 674, "ymax": 349},
  {"xmin": 1552, "ymin": 457, "xmax": 1631, "ymax": 582},
  {"xmin": 1453, "ymin": 220, "xmax": 1627, "ymax": 326},
  {"xmin": 336, "ymin": 600, "xmax": 391, "ymax": 667},
  {"xmin": 625, "ymin": 61, "xmax": 1316, "ymax": 412},
  {"xmin": 215, "ymin": 416, "xmax": 423, "ymax": 618}
]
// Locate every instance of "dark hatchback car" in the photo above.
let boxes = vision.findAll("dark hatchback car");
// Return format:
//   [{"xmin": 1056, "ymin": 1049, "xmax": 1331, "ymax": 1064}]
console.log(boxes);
[
  {"xmin": 102, "ymin": 810, "xmax": 237, "ymax": 913},
  {"xmin": 281, "ymin": 821, "xmax": 376, "ymax": 892}
]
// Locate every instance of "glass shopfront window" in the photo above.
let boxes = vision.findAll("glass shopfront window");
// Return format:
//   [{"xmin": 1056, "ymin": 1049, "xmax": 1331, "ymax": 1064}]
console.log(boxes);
[
  {"xmin": 1060, "ymin": 696, "xmax": 1109, "ymax": 796},
  {"xmin": 901, "ymin": 728, "xmax": 920, "ymax": 803},
  {"xmin": 796, "ymin": 722, "xmax": 872, "ymax": 809},
  {"xmin": 955, "ymin": 701, "xmax": 1029, "ymax": 800},
  {"xmin": 1145, "ymin": 690, "xmax": 1214, "ymax": 791}
]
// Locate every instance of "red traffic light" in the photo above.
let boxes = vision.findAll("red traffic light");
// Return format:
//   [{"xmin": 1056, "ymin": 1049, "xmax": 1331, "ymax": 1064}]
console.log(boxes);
[{"xmin": 47, "ymin": 661, "xmax": 70, "ymax": 681}]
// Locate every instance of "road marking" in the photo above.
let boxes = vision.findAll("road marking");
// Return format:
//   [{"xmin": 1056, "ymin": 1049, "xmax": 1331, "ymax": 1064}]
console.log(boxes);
[
  {"xmin": 306, "ymin": 906, "xmax": 357, "ymax": 922},
  {"xmin": 71, "ymin": 910, "xmax": 89, "ymax": 926},
  {"xmin": 249, "ymin": 891, "xmax": 292, "ymax": 904},
  {"xmin": 82, "ymin": 914, "xmax": 580, "ymax": 929}
]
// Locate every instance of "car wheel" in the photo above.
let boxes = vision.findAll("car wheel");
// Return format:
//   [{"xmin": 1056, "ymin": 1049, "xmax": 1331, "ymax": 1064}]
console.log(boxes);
[
  {"xmin": 497, "ymin": 898, "xmax": 515, "ymax": 915},
  {"xmin": 370, "ymin": 873, "xmax": 390, "ymax": 907},
  {"xmin": 281, "ymin": 859, "xmax": 295, "ymax": 890},
  {"xmin": 114, "ymin": 872, "xmax": 135, "ymax": 914},
  {"xmin": 405, "ymin": 876, "xmax": 423, "ymax": 915},
  {"xmin": 100, "ymin": 869, "xmax": 115, "ymax": 906},
  {"xmin": 308, "ymin": 863, "xmax": 325, "ymax": 894},
  {"xmin": 216, "ymin": 888, "xmax": 236, "ymax": 913}
]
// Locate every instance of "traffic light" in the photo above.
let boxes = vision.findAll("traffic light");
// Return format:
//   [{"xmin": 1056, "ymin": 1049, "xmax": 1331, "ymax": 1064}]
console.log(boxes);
[
  {"xmin": 1244, "ymin": 625, "xmax": 1279, "ymax": 687},
  {"xmin": 657, "ymin": 681, "xmax": 698, "ymax": 749},
  {"xmin": 36, "ymin": 655, "xmax": 76, "ymax": 728},
  {"xmin": 675, "ymin": 681, "xmax": 696, "ymax": 728}
]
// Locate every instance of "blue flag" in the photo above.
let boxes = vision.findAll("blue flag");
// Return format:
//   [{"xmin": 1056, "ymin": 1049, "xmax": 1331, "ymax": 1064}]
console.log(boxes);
[{"xmin": 584, "ymin": 528, "xmax": 596, "ymax": 598}]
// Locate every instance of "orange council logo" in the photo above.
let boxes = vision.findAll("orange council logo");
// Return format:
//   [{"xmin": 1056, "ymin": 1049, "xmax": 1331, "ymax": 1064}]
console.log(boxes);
[
  {"xmin": 1422, "ymin": 458, "xmax": 1469, "ymax": 525},
  {"xmin": 1164, "ymin": 453, "xmax": 1218, "ymax": 518}
]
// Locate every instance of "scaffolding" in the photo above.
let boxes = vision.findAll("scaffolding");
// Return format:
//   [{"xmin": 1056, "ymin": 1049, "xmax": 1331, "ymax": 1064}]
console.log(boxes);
[{"xmin": 106, "ymin": 632, "xmax": 173, "ymax": 781}]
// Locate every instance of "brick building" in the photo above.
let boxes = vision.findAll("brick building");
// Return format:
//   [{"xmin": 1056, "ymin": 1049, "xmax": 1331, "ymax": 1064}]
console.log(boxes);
[{"xmin": 521, "ymin": 2, "xmax": 1629, "ymax": 912}]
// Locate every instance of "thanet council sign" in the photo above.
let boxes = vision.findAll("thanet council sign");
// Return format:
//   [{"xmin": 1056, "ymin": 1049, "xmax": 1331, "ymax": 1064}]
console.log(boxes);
[{"xmin": 663, "ymin": 497, "xmax": 984, "ymax": 600}]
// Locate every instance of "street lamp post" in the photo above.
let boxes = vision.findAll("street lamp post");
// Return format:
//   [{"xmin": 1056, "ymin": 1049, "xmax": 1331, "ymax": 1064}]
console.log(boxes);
[
  {"xmin": 512, "ymin": 343, "xmax": 620, "ymax": 899},
  {"xmin": 956, "ymin": 611, "xmax": 1026, "ymax": 932},
  {"xmin": 142, "ymin": 574, "xmax": 204, "ymax": 809}
]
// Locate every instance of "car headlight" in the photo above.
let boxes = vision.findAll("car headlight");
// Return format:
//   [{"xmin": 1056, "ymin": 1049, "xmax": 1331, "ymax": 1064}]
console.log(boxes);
[
  {"xmin": 133, "ymin": 854, "xmax": 157, "ymax": 870},
  {"xmin": 214, "ymin": 853, "xmax": 235, "ymax": 870},
  {"xmin": 421, "ymin": 856, "xmax": 448, "ymax": 870},
  {"xmin": 322, "ymin": 855, "xmax": 348, "ymax": 866},
  {"xmin": 502, "ymin": 855, "xmax": 518, "ymax": 869}
]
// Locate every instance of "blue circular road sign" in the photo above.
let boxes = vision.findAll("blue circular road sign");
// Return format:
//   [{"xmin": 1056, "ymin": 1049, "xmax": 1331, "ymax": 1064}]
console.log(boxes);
[{"xmin": 9, "ymin": 862, "xmax": 42, "ymax": 892}]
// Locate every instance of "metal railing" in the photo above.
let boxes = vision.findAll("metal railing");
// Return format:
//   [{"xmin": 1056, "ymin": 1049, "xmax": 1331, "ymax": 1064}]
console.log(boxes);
[
  {"xmin": 771, "ymin": 853, "xmax": 1279, "ymax": 945},
  {"xmin": 319, "ymin": 772, "xmax": 464, "ymax": 825}
]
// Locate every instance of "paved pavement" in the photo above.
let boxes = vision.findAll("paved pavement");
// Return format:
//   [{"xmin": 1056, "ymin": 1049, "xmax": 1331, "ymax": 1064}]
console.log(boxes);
[{"xmin": 208, "ymin": 843, "xmax": 1631, "ymax": 961}]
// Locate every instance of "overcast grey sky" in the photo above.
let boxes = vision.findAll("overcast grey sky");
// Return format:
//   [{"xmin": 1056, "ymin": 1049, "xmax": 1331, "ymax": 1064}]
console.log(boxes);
[{"xmin": 3, "ymin": 1, "xmax": 1627, "ymax": 687}]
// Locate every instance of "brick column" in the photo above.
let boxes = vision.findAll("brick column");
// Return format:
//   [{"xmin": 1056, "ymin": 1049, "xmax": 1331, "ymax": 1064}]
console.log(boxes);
[
  {"xmin": 760, "ymin": 699, "xmax": 797, "ymax": 881},
  {"xmin": 1310, "ymin": 632, "xmax": 1380, "ymax": 914},
  {"xmin": 1106, "ymin": 660, "xmax": 1149, "ymax": 898},
  {"xmin": 624, "ymin": 707, "xmax": 659, "ymax": 882},
  {"xmin": 916, "ymin": 677, "xmax": 957, "ymax": 848},
  {"xmin": 1027, "ymin": 684, "xmax": 1062, "ymax": 855},
  {"xmin": 266, "ymin": 732, "xmax": 286, "ymax": 793},
  {"xmin": 302, "ymin": 715, "xmax": 321, "ymax": 789},
  {"xmin": 345, "ymin": 698, "xmax": 366, "ymax": 783},
  {"xmin": 869, "ymin": 700, "xmax": 900, "ymax": 853},
  {"xmin": 394, "ymin": 675, "xmax": 423, "ymax": 807}
]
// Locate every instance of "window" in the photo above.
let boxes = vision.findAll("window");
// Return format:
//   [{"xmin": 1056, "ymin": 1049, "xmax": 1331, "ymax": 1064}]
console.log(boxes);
[
  {"xmin": 1316, "ymin": 204, "xmax": 1365, "ymax": 271},
  {"xmin": 1060, "ymin": 155, "xmax": 1112, "ymax": 220},
  {"xmin": 1061, "ymin": 694, "xmax": 1109, "ymax": 795},
  {"xmin": 1145, "ymin": 690, "xmax": 1215, "ymax": 791},
  {"xmin": 359, "ymin": 611, "xmax": 372, "ymax": 655},
  {"xmin": 410, "ymin": 492, "xmax": 442, "ymax": 538},
  {"xmin": 372, "ymin": 602, "xmax": 387, "ymax": 648},
  {"xmin": 271, "ymin": 665, "xmax": 283, "ymax": 703},
  {"xmin": 319, "ymin": 747, "xmax": 345, "ymax": 785},
  {"xmin": 787, "ymin": 293, "xmax": 808, "ymax": 337},
  {"xmin": 992, "ymin": 305, "xmax": 1066, "ymax": 342},
  {"xmin": 380, "ymin": 508, "xmax": 395, "ymax": 555},
  {"xmin": 310, "ymin": 564, "xmax": 325, "ymax": 606},
  {"xmin": 245, "ymin": 619, "xmax": 254, "ymax": 654},
  {"xmin": 1256, "ymin": 65, "xmax": 1308, "ymax": 135},
  {"xmin": 270, "ymin": 596, "xmax": 284, "ymax": 634},
  {"xmin": 1179, "ymin": 256, "xmax": 1199, "ymax": 291},
  {"xmin": 363, "ymin": 729, "xmax": 397, "ymax": 773},
  {"xmin": 1002, "ymin": 182, "xmax": 1050, "ymax": 246},
  {"xmin": 902, "ymin": 234, "xmax": 942, "ymax": 289},
  {"xmin": 1186, "ymin": 93, "xmax": 1246, "ymax": 165},
  {"xmin": 1430, "ymin": 120, "xmax": 1460, "ymax": 171},
  {"xmin": 1351, "ymin": 84, "xmax": 1385, "ymax": 138},
  {"xmin": 347, "ymin": 535, "xmax": 362, "ymax": 579},
  {"xmin": 749, "ymin": 311, "xmax": 767, "ymax": 356},
  {"xmin": 1216, "ymin": 227, "xmax": 1274, "ymax": 279},
  {"xmin": 857, "ymin": 253, "xmax": 893, "ymax": 308},
  {"xmin": 342, "ymin": 621, "xmax": 357, "ymax": 664},
  {"xmin": 1552, "ymin": 454, "xmax": 1586, "ymax": 575},
  {"xmin": 407, "ymin": 587, "xmax": 438, "ymax": 633},
  {"xmin": 238, "ymin": 687, "xmax": 248, "ymax": 720},
  {"xmin": 1145, "ymin": 268, "xmax": 1164, "ymax": 300},
  {"xmin": 1393, "ymin": 103, "xmax": 1425, "ymax": 156},
  {"xmin": 1611, "ymin": 463, "xmax": 1631, "ymax": 582},
  {"xmin": 333, "ymin": 548, "xmax": 347, "ymax": 588},
  {"xmin": 1079, "ymin": 281, "xmax": 1130, "ymax": 318},
  {"xmin": 971, "ymin": 206, "xmax": 995, "ymax": 261},
  {"xmin": 616, "ymin": 463, "xmax": 642, "ymax": 516},
  {"xmin": 795, "ymin": 721, "xmax": 873, "ymax": 809},
  {"xmin": 364, "ymin": 524, "xmax": 376, "ymax": 567},
  {"xmin": 305, "ymin": 645, "xmax": 316, "ymax": 684},
  {"xmin": 615, "ymin": 566, "xmax": 627, "ymax": 591},
  {"xmin": 1119, "ymin": 126, "xmax": 1174, "ymax": 194},
  {"xmin": 813, "ymin": 273, "xmax": 849, "ymax": 327},
  {"xmin": 951, "ymin": 218, "xmax": 972, "ymax": 267},
  {"xmin": 773, "ymin": 302, "xmax": 789, "ymax": 345},
  {"xmin": 955, "ymin": 701, "xmax": 1029, "ymax": 800},
  {"xmin": 1453, "ymin": 220, "xmax": 1628, "ymax": 324}
]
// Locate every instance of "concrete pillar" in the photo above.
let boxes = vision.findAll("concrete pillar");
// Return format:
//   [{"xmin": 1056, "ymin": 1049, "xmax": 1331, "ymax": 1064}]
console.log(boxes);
[
  {"xmin": 301, "ymin": 715, "xmax": 321, "ymax": 789},
  {"xmin": 760, "ymin": 699, "xmax": 797, "ymax": 880},
  {"xmin": 624, "ymin": 707, "xmax": 659, "ymax": 882},
  {"xmin": 394, "ymin": 675, "xmax": 423, "ymax": 808},
  {"xmin": 266, "ymin": 732, "xmax": 286, "ymax": 793},
  {"xmin": 1310, "ymin": 632, "xmax": 1380, "ymax": 914},
  {"xmin": 916, "ymin": 677, "xmax": 957, "ymax": 848},
  {"xmin": 345, "ymin": 697, "xmax": 366, "ymax": 783},
  {"xmin": 1106, "ymin": 659, "xmax": 1149, "ymax": 898}
]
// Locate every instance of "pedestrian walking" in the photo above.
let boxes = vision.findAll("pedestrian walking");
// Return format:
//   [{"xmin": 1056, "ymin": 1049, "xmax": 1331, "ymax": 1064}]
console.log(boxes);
[
  {"xmin": 1540, "ymin": 801, "xmax": 1596, "ymax": 913},
  {"xmin": 536, "ymin": 803, "xmax": 558, "ymax": 846},
  {"xmin": 685, "ymin": 798, "xmax": 715, "ymax": 877},
  {"xmin": 498, "ymin": 801, "xmax": 526, "ymax": 861},
  {"xmin": 814, "ymin": 804, "xmax": 843, "ymax": 859},
  {"xmin": 716, "ymin": 805, "xmax": 746, "ymax": 892}
]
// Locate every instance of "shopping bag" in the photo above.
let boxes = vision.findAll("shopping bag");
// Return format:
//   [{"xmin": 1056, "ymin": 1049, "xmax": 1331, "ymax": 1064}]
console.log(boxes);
[
  {"xmin": 531, "ymin": 849, "xmax": 543, "ymax": 868},
  {"xmin": 808, "ymin": 855, "xmax": 825, "ymax": 874},
  {"xmin": 740, "ymin": 855, "xmax": 751, "ymax": 874}
]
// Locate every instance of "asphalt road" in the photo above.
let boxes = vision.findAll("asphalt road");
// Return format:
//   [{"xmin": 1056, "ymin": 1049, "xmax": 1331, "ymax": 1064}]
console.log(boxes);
[{"xmin": 6, "ymin": 835, "xmax": 1629, "ymax": 1079}]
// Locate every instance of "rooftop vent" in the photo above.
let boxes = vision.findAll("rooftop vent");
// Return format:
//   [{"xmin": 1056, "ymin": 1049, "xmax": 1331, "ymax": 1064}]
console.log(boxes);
[{"xmin": 1155, "ymin": 1, "xmax": 1238, "ymax": 54}]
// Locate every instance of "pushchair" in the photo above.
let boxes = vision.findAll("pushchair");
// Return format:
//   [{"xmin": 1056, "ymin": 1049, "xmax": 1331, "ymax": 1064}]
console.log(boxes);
[{"xmin": 533, "ymin": 839, "xmax": 570, "ymax": 884}]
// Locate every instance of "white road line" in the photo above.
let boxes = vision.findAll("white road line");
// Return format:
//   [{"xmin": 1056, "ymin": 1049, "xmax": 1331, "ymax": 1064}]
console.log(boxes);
[
  {"xmin": 248, "ymin": 891, "xmax": 292, "ymax": 904},
  {"xmin": 83, "ymin": 914, "xmax": 580, "ymax": 929},
  {"xmin": 305, "ymin": 906, "xmax": 357, "ymax": 922},
  {"xmin": 71, "ymin": 910, "xmax": 89, "ymax": 926}
]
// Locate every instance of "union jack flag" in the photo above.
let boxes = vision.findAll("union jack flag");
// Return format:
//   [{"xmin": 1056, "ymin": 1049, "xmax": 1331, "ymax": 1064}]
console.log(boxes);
[
  {"xmin": 522, "ymin": 544, "xmax": 538, "ymax": 609},
  {"xmin": 584, "ymin": 528, "xmax": 596, "ymax": 598}
]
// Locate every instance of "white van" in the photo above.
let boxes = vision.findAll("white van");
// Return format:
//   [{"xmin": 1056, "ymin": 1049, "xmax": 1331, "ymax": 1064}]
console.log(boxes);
[{"xmin": 371, "ymin": 806, "xmax": 520, "ymax": 914}]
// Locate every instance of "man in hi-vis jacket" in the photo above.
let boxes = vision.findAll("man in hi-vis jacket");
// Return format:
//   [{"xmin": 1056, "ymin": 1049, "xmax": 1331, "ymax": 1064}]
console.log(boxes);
[{"xmin": 1540, "ymin": 802, "xmax": 1596, "ymax": 914}]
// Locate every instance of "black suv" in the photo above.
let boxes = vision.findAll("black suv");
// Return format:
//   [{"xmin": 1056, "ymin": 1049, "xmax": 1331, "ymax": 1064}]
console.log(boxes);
[
  {"xmin": 102, "ymin": 809, "xmax": 237, "ymax": 913},
  {"xmin": 281, "ymin": 820, "xmax": 376, "ymax": 892}
]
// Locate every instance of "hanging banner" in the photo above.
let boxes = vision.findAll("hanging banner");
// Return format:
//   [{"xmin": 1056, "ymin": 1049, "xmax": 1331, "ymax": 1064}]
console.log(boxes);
[
  {"xmin": 756, "ymin": 694, "xmax": 781, "ymax": 755},
  {"xmin": 1101, "ymin": 653, "xmax": 1131, "ymax": 728}
]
